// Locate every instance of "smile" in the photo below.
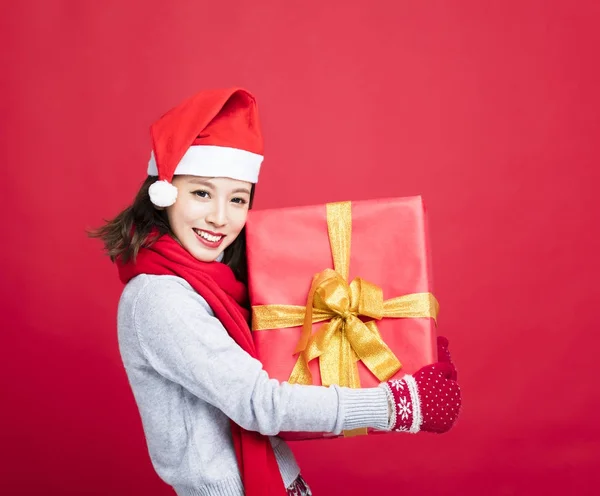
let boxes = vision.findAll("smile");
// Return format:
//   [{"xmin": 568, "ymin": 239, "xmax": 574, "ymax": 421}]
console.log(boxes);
[{"xmin": 193, "ymin": 229, "xmax": 225, "ymax": 248}]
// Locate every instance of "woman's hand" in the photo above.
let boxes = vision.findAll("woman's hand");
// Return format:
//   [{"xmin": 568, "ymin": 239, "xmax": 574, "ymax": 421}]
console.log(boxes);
[{"xmin": 381, "ymin": 336, "xmax": 461, "ymax": 434}]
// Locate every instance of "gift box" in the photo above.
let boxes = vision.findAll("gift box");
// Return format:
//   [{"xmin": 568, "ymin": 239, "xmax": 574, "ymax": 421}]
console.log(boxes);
[{"xmin": 245, "ymin": 196, "xmax": 439, "ymax": 440}]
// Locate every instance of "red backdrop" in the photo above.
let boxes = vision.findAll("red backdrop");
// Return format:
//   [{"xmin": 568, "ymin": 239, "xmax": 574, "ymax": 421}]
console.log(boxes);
[{"xmin": 2, "ymin": 1, "xmax": 599, "ymax": 495}]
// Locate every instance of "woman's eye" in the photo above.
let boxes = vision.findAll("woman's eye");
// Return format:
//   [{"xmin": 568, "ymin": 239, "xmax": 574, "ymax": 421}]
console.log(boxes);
[
  {"xmin": 193, "ymin": 190, "xmax": 210, "ymax": 198},
  {"xmin": 231, "ymin": 197, "xmax": 248, "ymax": 205}
]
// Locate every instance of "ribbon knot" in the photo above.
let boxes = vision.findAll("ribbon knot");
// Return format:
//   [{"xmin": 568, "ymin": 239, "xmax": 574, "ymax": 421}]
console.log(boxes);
[
  {"xmin": 341, "ymin": 310, "xmax": 353, "ymax": 321},
  {"xmin": 288, "ymin": 265, "xmax": 402, "ymax": 388}
]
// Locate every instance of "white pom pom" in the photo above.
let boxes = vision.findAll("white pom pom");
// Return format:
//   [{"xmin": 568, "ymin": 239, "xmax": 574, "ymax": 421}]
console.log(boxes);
[{"xmin": 149, "ymin": 180, "xmax": 178, "ymax": 207}]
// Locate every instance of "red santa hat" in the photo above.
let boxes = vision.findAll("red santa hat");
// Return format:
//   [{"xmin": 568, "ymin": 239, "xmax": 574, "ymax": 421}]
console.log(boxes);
[{"xmin": 147, "ymin": 87, "xmax": 264, "ymax": 207}]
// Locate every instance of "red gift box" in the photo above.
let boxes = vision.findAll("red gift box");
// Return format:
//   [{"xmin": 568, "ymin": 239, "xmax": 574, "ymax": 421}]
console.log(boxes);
[{"xmin": 245, "ymin": 197, "xmax": 439, "ymax": 440}]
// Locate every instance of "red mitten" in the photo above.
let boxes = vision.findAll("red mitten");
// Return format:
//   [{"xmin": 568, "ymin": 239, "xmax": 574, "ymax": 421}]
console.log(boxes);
[{"xmin": 381, "ymin": 337, "xmax": 461, "ymax": 434}]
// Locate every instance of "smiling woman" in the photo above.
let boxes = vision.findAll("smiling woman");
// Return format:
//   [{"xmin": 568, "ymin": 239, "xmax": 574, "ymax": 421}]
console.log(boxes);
[
  {"xmin": 166, "ymin": 176, "xmax": 252, "ymax": 263},
  {"xmin": 89, "ymin": 87, "xmax": 461, "ymax": 496}
]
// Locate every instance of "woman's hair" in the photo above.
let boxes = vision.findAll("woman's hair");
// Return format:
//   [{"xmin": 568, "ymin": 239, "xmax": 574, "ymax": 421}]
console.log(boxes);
[{"xmin": 88, "ymin": 176, "xmax": 254, "ymax": 283}]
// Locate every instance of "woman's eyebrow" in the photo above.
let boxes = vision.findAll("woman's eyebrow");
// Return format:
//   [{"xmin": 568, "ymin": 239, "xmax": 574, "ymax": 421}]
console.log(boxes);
[{"xmin": 188, "ymin": 178, "xmax": 215, "ymax": 187}]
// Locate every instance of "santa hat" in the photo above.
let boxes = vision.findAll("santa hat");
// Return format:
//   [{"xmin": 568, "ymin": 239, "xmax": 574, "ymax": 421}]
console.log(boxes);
[{"xmin": 147, "ymin": 87, "xmax": 264, "ymax": 207}]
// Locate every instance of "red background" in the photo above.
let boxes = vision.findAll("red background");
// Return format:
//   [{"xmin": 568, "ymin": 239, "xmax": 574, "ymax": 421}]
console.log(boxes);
[{"xmin": 2, "ymin": 1, "xmax": 599, "ymax": 495}]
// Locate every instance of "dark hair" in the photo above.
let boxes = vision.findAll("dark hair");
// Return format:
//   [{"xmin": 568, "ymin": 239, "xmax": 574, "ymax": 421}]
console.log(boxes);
[{"xmin": 88, "ymin": 176, "xmax": 254, "ymax": 284}]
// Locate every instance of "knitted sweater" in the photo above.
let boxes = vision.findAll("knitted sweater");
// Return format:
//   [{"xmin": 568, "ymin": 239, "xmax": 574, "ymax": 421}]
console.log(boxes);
[{"xmin": 117, "ymin": 274, "xmax": 390, "ymax": 496}]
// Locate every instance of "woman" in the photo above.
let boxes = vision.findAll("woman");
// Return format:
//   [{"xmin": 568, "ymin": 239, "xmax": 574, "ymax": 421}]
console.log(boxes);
[{"xmin": 91, "ymin": 87, "xmax": 461, "ymax": 496}]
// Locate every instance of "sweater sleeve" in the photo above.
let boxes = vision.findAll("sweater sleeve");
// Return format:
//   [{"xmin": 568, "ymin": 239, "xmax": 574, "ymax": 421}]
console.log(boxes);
[{"xmin": 130, "ymin": 276, "xmax": 390, "ymax": 436}]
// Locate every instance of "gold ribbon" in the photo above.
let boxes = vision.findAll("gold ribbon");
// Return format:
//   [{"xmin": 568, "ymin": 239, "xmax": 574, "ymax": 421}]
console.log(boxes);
[{"xmin": 252, "ymin": 202, "xmax": 439, "ymax": 434}]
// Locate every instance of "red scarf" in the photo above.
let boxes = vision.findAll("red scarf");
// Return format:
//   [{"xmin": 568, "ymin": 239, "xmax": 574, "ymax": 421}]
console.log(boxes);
[{"xmin": 117, "ymin": 234, "xmax": 286, "ymax": 496}]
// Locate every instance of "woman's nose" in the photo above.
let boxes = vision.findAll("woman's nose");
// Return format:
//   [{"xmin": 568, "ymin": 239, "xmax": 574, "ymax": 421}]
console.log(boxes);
[{"xmin": 206, "ymin": 202, "xmax": 227, "ymax": 227}]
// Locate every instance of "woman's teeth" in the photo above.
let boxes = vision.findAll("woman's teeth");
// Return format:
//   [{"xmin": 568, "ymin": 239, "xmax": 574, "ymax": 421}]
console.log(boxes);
[{"xmin": 195, "ymin": 229, "xmax": 223, "ymax": 242}]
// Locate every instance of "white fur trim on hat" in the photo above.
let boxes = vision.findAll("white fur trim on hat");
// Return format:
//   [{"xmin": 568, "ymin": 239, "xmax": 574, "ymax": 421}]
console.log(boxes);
[
  {"xmin": 148, "ymin": 145, "xmax": 262, "ymax": 184},
  {"xmin": 149, "ymin": 180, "xmax": 178, "ymax": 207}
]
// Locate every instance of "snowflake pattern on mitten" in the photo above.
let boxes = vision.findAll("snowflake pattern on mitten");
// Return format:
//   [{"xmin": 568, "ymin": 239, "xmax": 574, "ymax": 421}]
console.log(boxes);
[
  {"xmin": 389, "ymin": 378, "xmax": 405, "ymax": 392},
  {"xmin": 397, "ymin": 396, "xmax": 411, "ymax": 421},
  {"xmin": 381, "ymin": 372, "xmax": 420, "ymax": 433}
]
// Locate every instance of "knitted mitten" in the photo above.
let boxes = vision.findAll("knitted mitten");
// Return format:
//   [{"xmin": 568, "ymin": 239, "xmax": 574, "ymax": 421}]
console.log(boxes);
[{"xmin": 380, "ymin": 336, "xmax": 461, "ymax": 433}]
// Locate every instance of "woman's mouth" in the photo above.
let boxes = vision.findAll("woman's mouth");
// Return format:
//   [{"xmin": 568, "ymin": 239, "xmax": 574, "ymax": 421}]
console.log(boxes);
[{"xmin": 193, "ymin": 229, "xmax": 225, "ymax": 248}]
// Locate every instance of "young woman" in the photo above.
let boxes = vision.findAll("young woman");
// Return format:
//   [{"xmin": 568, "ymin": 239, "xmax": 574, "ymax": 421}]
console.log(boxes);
[{"xmin": 92, "ymin": 87, "xmax": 461, "ymax": 496}]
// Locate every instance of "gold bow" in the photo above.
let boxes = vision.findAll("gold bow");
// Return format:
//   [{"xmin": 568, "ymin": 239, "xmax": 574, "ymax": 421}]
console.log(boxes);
[{"xmin": 252, "ymin": 202, "xmax": 439, "ymax": 434}]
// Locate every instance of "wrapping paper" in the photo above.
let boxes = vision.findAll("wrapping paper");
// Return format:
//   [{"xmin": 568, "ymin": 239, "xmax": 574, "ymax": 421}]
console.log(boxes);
[{"xmin": 245, "ymin": 196, "xmax": 438, "ymax": 440}]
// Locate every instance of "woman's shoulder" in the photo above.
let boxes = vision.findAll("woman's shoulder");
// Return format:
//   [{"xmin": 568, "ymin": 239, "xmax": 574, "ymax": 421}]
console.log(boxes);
[
  {"xmin": 118, "ymin": 274, "xmax": 214, "ymax": 318},
  {"xmin": 120, "ymin": 273, "xmax": 193, "ymax": 301}
]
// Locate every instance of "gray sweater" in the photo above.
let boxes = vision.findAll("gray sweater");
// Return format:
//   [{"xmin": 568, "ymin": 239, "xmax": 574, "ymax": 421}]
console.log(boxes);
[{"xmin": 117, "ymin": 274, "xmax": 391, "ymax": 496}]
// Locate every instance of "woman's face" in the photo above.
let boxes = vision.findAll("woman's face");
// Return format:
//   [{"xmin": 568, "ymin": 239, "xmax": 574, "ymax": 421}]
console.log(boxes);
[{"xmin": 166, "ymin": 175, "xmax": 252, "ymax": 262}]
